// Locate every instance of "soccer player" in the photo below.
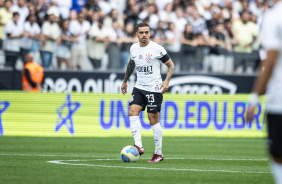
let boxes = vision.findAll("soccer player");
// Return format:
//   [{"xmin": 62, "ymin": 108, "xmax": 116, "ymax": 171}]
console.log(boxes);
[
  {"xmin": 121, "ymin": 23, "xmax": 175, "ymax": 163},
  {"xmin": 246, "ymin": 0, "xmax": 282, "ymax": 183}
]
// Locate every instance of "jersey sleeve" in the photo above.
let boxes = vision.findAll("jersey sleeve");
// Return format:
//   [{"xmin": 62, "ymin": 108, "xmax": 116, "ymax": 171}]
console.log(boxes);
[
  {"xmin": 129, "ymin": 45, "xmax": 135, "ymax": 61},
  {"xmin": 156, "ymin": 45, "xmax": 170, "ymax": 63},
  {"xmin": 261, "ymin": 12, "xmax": 281, "ymax": 50},
  {"xmin": 5, "ymin": 22, "xmax": 13, "ymax": 34}
]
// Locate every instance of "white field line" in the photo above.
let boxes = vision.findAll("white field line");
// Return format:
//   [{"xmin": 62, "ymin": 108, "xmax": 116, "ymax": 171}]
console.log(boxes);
[
  {"xmin": 0, "ymin": 153, "xmax": 269, "ymax": 161},
  {"xmin": 47, "ymin": 159, "xmax": 272, "ymax": 174}
]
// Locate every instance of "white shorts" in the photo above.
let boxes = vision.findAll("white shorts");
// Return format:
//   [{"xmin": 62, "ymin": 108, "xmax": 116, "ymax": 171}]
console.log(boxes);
[{"xmin": 56, "ymin": 45, "xmax": 71, "ymax": 58}]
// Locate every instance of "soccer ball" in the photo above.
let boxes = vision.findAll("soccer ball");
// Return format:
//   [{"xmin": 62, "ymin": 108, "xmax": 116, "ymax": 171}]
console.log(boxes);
[{"xmin": 120, "ymin": 145, "xmax": 139, "ymax": 162}]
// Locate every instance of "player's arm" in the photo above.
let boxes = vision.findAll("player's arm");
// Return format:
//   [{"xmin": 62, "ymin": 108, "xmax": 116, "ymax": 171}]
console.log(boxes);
[
  {"xmin": 161, "ymin": 58, "xmax": 175, "ymax": 94},
  {"xmin": 246, "ymin": 13, "xmax": 279, "ymax": 122},
  {"xmin": 121, "ymin": 59, "xmax": 135, "ymax": 95}
]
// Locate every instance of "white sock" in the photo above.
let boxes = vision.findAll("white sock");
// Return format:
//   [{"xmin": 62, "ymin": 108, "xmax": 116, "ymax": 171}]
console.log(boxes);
[
  {"xmin": 129, "ymin": 116, "xmax": 142, "ymax": 148},
  {"xmin": 152, "ymin": 123, "xmax": 163, "ymax": 155},
  {"xmin": 272, "ymin": 161, "xmax": 282, "ymax": 184}
]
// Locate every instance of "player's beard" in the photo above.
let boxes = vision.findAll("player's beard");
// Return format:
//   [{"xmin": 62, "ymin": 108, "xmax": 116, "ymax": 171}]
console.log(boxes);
[{"xmin": 141, "ymin": 37, "xmax": 147, "ymax": 43}]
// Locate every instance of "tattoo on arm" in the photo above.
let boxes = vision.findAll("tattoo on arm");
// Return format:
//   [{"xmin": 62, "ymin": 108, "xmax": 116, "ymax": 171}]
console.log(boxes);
[
  {"xmin": 123, "ymin": 59, "xmax": 135, "ymax": 83},
  {"xmin": 165, "ymin": 62, "xmax": 175, "ymax": 81}
]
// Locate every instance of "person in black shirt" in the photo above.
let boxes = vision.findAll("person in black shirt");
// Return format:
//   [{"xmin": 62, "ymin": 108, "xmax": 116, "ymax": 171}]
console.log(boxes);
[{"xmin": 180, "ymin": 23, "xmax": 197, "ymax": 71}]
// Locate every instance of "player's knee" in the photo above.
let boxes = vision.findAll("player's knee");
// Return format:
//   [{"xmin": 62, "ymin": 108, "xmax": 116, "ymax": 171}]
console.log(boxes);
[
  {"xmin": 272, "ymin": 155, "xmax": 282, "ymax": 164},
  {"xmin": 148, "ymin": 113, "xmax": 158, "ymax": 124},
  {"xmin": 128, "ymin": 108, "xmax": 139, "ymax": 116},
  {"xmin": 128, "ymin": 109, "xmax": 134, "ymax": 116}
]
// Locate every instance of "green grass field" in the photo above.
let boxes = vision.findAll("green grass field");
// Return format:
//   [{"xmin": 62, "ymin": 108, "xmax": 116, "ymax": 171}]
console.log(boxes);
[{"xmin": 0, "ymin": 137, "xmax": 273, "ymax": 184}]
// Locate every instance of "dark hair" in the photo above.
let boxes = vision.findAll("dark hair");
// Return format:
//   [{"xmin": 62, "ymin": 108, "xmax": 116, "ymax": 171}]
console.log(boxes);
[
  {"xmin": 136, "ymin": 22, "xmax": 150, "ymax": 32},
  {"xmin": 13, "ymin": 12, "xmax": 19, "ymax": 17},
  {"xmin": 59, "ymin": 19, "xmax": 69, "ymax": 29}
]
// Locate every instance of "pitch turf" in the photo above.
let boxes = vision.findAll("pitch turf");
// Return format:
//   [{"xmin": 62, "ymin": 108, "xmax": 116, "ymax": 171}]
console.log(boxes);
[{"xmin": 0, "ymin": 137, "xmax": 273, "ymax": 184}]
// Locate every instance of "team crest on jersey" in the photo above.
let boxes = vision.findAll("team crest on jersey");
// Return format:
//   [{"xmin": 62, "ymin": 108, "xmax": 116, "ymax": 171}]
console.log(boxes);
[
  {"xmin": 155, "ymin": 85, "xmax": 160, "ymax": 91},
  {"xmin": 129, "ymin": 95, "xmax": 134, "ymax": 103},
  {"xmin": 145, "ymin": 53, "xmax": 152, "ymax": 62}
]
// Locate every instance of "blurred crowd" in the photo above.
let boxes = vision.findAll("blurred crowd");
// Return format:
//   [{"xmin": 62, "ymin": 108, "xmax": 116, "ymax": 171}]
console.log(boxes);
[{"xmin": 0, "ymin": 0, "xmax": 272, "ymax": 73}]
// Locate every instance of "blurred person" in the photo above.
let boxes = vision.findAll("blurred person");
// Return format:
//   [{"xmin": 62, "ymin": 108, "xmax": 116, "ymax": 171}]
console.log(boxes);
[
  {"xmin": 104, "ymin": 8, "xmax": 124, "ymax": 29},
  {"xmin": 180, "ymin": 23, "xmax": 197, "ymax": 71},
  {"xmin": 84, "ymin": 0, "xmax": 100, "ymax": 12},
  {"xmin": 125, "ymin": 0, "xmax": 144, "ymax": 12},
  {"xmin": 172, "ymin": 0, "xmax": 185, "ymax": 10},
  {"xmin": 90, "ymin": 11, "xmax": 99, "ymax": 25},
  {"xmin": 232, "ymin": 10, "xmax": 258, "ymax": 73},
  {"xmin": 205, "ymin": 23, "xmax": 227, "ymax": 73},
  {"xmin": 69, "ymin": 11, "xmax": 91, "ymax": 70},
  {"xmin": 57, "ymin": 19, "xmax": 78, "ymax": 70},
  {"xmin": 0, "ymin": 0, "xmax": 13, "ymax": 50},
  {"xmin": 246, "ymin": 1, "xmax": 282, "ymax": 184},
  {"xmin": 108, "ymin": 19, "xmax": 123, "ymax": 69},
  {"xmin": 4, "ymin": 12, "xmax": 23, "ymax": 68},
  {"xmin": 249, "ymin": 0, "xmax": 264, "ymax": 17},
  {"xmin": 47, "ymin": 1, "xmax": 60, "ymax": 22},
  {"xmin": 98, "ymin": 0, "xmax": 112, "ymax": 16},
  {"xmin": 151, "ymin": 20, "xmax": 166, "ymax": 44},
  {"xmin": 120, "ymin": 22, "xmax": 175, "ymax": 163},
  {"xmin": 40, "ymin": 12, "xmax": 60, "ymax": 69},
  {"xmin": 19, "ymin": 14, "xmax": 41, "ymax": 61},
  {"xmin": 222, "ymin": 19, "xmax": 235, "ymax": 73},
  {"xmin": 35, "ymin": 0, "xmax": 48, "ymax": 22},
  {"xmin": 69, "ymin": 9, "xmax": 78, "ymax": 21},
  {"xmin": 187, "ymin": 9, "xmax": 210, "ymax": 72},
  {"xmin": 206, "ymin": 6, "xmax": 220, "ymax": 31},
  {"xmin": 71, "ymin": 0, "xmax": 87, "ymax": 13},
  {"xmin": 88, "ymin": 17, "xmax": 109, "ymax": 70},
  {"xmin": 241, "ymin": 0, "xmax": 250, "ymax": 13},
  {"xmin": 187, "ymin": 9, "xmax": 209, "ymax": 36},
  {"xmin": 159, "ymin": 3, "xmax": 176, "ymax": 26},
  {"xmin": 172, "ymin": 6, "xmax": 187, "ymax": 33},
  {"xmin": 22, "ymin": 52, "xmax": 44, "ymax": 92},
  {"xmin": 28, "ymin": 3, "xmax": 36, "ymax": 16},
  {"xmin": 10, "ymin": 0, "xmax": 29, "ymax": 25},
  {"xmin": 185, "ymin": 5, "xmax": 196, "ymax": 19},
  {"xmin": 120, "ymin": 22, "xmax": 138, "ymax": 69},
  {"xmin": 155, "ymin": 0, "xmax": 173, "ymax": 11},
  {"xmin": 52, "ymin": 0, "xmax": 72, "ymax": 19},
  {"xmin": 138, "ymin": 3, "xmax": 159, "ymax": 29},
  {"xmin": 124, "ymin": 5, "xmax": 141, "ymax": 29},
  {"xmin": 163, "ymin": 22, "xmax": 181, "ymax": 72}
]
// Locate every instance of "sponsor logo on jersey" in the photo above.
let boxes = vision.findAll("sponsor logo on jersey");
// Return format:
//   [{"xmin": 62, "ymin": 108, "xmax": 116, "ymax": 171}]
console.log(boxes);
[
  {"xmin": 139, "ymin": 55, "xmax": 143, "ymax": 59},
  {"xmin": 136, "ymin": 65, "xmax": 153, "ymax": 75},
  {"xmin": 145, "ymin": 53, "xmax": 152, "ymax": 62}
]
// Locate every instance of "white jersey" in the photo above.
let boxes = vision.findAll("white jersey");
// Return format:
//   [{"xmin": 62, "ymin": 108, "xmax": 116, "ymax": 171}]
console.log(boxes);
[
  {"xmin": 130, "ymin": 41, "xmax": 168, "ymax": 93},
  {"xmin": 261, "ymin": 1, "xmax": 282, "ymax": 114}
]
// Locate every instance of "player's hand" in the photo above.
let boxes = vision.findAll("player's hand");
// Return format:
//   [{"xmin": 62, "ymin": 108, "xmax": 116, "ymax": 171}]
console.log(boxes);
[
  {"xmin": 161, "ymin": 80, "xmax": 169, "ymax": 94},
  {"xmin": 246, "ymin": 105, "xmax": 255, "ymax": 122},
  {"xmin": 121, "ymin": 82, "xmax": 127, "ymax": 95}
]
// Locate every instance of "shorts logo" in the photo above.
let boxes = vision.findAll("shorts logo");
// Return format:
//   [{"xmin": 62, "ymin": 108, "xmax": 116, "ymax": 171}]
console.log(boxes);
[
  {"xmin": 145, "ymin": 53, "xmax": 152, "ymax": 62},
  {"xmin": 150, "ymin": 108, "xmax": 155, "ymax": 111},
  {"xmin": 129, "ymin": 95, "xmax": 134, "ymax": 103}
]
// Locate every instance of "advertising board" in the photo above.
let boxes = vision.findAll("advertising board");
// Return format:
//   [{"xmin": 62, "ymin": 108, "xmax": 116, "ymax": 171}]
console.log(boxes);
[{"xmin": 0, "ymin": 92, "xmax": 266, "ymax": 137}]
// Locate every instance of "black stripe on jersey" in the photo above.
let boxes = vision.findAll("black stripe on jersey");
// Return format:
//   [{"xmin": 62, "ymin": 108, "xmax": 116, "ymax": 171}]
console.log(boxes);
[{"xmin": 160, "ymin": 53, "xmax": 170, "ymax": 63}]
